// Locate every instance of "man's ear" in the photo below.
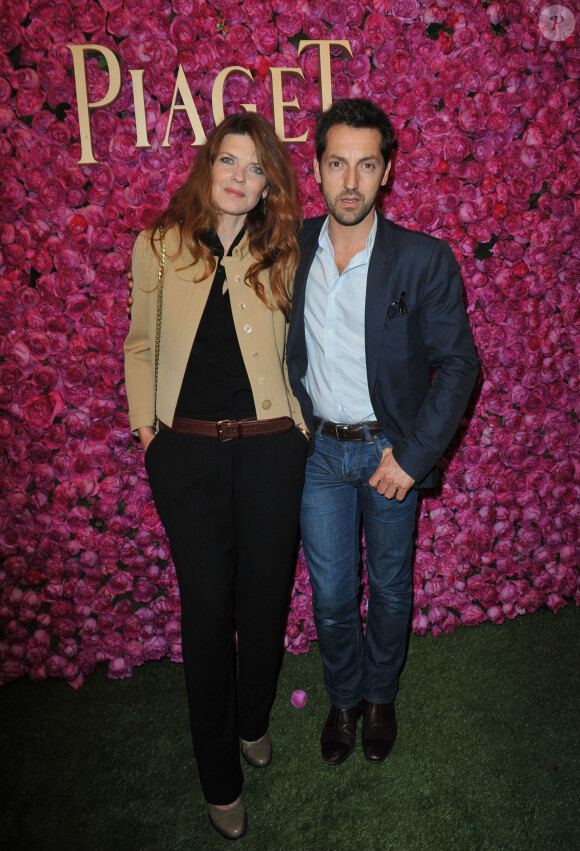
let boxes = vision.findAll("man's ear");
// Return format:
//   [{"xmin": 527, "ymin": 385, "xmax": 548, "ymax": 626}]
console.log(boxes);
[
  {"xmin": 381, "ymin": 161, "xmax": 392, "ymax": 187},
  {"xmin": 313, "ymin": 158, "xmax": 322, "ymax": 185}
]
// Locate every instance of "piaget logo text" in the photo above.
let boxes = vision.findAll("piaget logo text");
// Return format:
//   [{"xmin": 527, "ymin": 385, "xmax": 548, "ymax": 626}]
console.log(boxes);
[{"xmin": 67, "ymin": 40, "xmax": 353, "ymax": 165}]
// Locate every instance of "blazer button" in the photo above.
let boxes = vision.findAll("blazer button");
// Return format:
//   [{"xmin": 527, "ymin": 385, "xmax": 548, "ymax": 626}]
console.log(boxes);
[
  {"xmin": 240, "ymin": 302, "xmax": 246, "ymax": 309},
  {"xmin": 262, "ymin": 400, "xmax": 272, "ymax": 410},
  {"xmin": 243, "ymin": 324, "xmax": 252, "ymax": 333},
  {"xmin": 236, "ymin": 275, "xmax": 243, "ymax": 283}
]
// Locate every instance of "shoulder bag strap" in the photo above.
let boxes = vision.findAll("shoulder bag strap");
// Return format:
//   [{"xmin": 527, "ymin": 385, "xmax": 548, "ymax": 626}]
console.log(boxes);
[{"xmin": 153, "ymin": 225, "xmax": 166, "ymax": 434}]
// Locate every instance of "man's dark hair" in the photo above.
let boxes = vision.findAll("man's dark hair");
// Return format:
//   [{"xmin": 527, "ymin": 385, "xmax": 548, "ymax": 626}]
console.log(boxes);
[{"xmin": 314, "ymin": 98, "xmax": 396, "ymax": 166}]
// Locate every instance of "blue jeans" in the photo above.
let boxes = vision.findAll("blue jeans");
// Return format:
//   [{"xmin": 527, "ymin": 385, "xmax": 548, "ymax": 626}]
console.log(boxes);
[{"xmin": 300, "ymin": 425, "xmax": 418, "ymax": 707}]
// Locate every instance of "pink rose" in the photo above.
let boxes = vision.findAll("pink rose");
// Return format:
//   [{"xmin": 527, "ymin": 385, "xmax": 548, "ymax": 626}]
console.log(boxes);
[
  {"xmin": 390, "ymin": 0, "xmax": 419, "ymax": 22},
  {"xmin": 459, "ymin": 603, "xmax": 487, "ymax": 627},
  {"xmin": 21, "ymin": 391, "xmax": 64, "ymax": 427},
  {"xmin": 276, "ymin": 12, "xmax": 304, "ymax": 37}
]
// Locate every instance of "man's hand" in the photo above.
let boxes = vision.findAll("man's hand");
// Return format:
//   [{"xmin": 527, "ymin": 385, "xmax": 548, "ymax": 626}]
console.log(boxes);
[
  {"xmin": 126, "ymin": 272, "xmax": 134, "ymax": 317},
  {"xmin": 369, "ymin": 447, "xmax": 415, "ymax": 502}
]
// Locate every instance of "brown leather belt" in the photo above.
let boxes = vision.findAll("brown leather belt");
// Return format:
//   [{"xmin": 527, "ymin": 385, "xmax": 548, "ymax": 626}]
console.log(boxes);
[
  {"xmin": 315, "ymin": 418, "xmax": 383, "ymax": 441},
  {"xmin": 160, "ymin": 416, "xmax": 294, "ymax": 441}
]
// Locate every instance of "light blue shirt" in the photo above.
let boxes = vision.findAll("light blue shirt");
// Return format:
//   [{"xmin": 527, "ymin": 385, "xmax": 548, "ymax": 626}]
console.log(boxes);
[{"xmin": 303, "ymin": 214, "xmax": 377, "ymax": 424}]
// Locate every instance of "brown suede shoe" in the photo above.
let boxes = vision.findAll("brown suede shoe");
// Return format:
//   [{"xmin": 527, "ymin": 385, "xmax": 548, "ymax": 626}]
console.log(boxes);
[
  {"xmin": 207, "ymin": 797, "xmax": 247, "ymax": 840},
  {"xmin": 361, "ymin": 700, "xmax": 397, "ymax": 763},
  {"xmin": 320, "ymin": 703, "xmax": 361, "ymax": 765}
]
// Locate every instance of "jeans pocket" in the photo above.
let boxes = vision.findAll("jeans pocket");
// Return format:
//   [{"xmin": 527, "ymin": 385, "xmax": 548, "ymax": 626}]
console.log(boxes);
[{"xmin": 373, "ymin": 431, "xmax": 391, "ymax": 459}]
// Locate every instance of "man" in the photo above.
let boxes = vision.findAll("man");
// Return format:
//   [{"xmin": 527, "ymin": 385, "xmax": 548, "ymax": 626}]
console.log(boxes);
[{"xmin": 286, "ymin": 98, "xmax": 478, "ymax": 765}]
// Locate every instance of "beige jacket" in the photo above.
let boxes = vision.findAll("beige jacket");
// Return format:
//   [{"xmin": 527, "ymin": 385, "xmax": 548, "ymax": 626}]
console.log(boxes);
[{"xmin": 124, "ymin": 225, "xmax": 303, "ymax": 434}]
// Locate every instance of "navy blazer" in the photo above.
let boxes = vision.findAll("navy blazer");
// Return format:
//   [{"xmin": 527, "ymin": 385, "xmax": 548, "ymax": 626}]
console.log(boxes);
[{"xmin": 286, "ymin": 214, "xmax": 479, "ymax": 489}]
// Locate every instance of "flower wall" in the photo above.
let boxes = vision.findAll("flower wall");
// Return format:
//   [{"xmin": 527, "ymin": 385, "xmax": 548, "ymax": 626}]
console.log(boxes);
[{"xmin": 0, "ymin": 0, "xmax": 578, "ymax": 687}]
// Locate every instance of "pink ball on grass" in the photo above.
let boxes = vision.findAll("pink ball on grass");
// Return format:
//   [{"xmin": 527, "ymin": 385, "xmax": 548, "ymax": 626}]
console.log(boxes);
[{"xmin": 291, "ymin": 689, "xmax": 308, "ymax": 708}]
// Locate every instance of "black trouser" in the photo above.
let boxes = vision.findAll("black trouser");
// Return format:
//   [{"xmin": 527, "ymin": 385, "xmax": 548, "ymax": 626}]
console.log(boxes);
[{"xmin": 145, "ymin": 425, "xmax": 308, "ymax": 805}]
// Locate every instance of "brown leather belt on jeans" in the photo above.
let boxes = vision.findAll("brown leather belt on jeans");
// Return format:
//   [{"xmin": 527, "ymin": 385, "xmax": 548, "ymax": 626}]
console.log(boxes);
[
  {"xmin": 315, "ymin": 418, "xmax": 383, "ymax": 441},
  {"xmin": 160, "ymin": 416, "xmax": 294, "ymax": 441}
]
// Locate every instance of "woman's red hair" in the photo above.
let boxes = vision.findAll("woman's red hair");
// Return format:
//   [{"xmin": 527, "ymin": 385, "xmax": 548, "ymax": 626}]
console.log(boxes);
[{"xmin": 149, "ymin": 112, "xmax": 301, "ymax": 319}]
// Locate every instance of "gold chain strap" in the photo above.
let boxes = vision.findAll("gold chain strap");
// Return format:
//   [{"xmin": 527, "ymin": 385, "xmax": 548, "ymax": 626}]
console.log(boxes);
[{"xmin": 153, "ymin": 225, "xmax": 166, "ymax": 434}]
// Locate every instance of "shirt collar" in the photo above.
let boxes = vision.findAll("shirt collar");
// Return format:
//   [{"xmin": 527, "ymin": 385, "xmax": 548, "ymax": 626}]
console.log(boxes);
[
  {"xmin": 318, "ymin": 212, "xmax": 378, "ymax": 267},
  {"xmin": 205, "ymin": 226, "xmax": 247, "ymax": 258}
]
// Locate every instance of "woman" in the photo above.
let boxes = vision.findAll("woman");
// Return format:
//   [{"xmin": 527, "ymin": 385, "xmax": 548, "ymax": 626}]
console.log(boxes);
[{"xmin": 124, "ymin": 113, "xmax": 309, "ymax": 840}]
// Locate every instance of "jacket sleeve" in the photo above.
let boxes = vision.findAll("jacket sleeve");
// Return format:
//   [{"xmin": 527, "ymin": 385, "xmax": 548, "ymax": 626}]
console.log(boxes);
[
  {"xmin": 123, "ymin": 231, "xmax": 157, "ymax": 435},
  {"xmin": 393, "ymin": 241, "xmax": 479, "ymax": 483},
  {"xmin": 283, "ymin": 329, "xmax": 304, "ymax": 426}
]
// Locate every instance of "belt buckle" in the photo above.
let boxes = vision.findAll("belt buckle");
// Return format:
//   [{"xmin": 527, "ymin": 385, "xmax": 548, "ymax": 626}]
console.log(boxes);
[
  {"xmin": 336, "ymin": 424, "xmax": 351, "ymax": 441},
  {"xmin": 217, "ymin": 419, "xmax": 235, "ymax": 441}
]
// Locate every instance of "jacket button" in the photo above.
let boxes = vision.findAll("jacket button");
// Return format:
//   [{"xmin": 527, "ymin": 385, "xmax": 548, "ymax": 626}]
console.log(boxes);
[
  {"xmin": 262, "ymin": 400, "xmax": 272, "ymax": 410},
  {"xmin": 252, "ymin": 352, "xmax": 259, "ymax": 358},
  {"xmin": 236, "ymin": 275, "xmax": 242, "ymax": 283},
  {"xmin": 243, "ymin": 324, "xmax": 252, "ymax": 333},
  {"xmin": 240, "ymin": 302, "xmax": 246, "ymax": 309}
]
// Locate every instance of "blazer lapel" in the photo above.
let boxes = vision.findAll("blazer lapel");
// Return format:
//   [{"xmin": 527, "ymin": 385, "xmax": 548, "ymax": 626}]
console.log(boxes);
[
  {"xmin": 288, "ymin": 220, "xmax": 323, "ymax": 357},
  {"xmin": 365, "ymin": 215, "xmax": 396, "ymax": 395}
]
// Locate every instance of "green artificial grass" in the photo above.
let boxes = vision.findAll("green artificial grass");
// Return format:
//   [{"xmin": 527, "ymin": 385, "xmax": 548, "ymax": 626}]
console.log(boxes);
[{"xmin": 1, "ymin": 604, "xmax": 578, "ymax": 851}]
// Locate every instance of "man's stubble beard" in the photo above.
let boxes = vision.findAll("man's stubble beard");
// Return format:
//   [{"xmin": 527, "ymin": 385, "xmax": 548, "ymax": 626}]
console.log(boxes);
[{"xmin": 322, "ymin": 188, "xmax": 379, "ymax": 227}]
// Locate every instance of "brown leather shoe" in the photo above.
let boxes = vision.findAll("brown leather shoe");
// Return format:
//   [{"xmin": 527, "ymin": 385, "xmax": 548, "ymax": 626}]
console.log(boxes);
[
  {"xmin": 207, "ymin": 797, "xmax": 247, "ymax": 840},
  {"xmin": 361, "ymin": 700, "xmax": 397, "ymax": 763},
  {"xmin": 320, "ymin": 703, "xmax": 361, "ymax": 765},
  {"xmin": 241, "ymin": 732, "xmax": 272, "ymax": 767}
]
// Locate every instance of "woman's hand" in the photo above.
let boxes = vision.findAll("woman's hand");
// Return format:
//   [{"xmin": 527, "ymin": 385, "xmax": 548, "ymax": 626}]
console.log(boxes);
[
  {"xmin": 126, "ymin": 272, "xmax": 134, "ymax": 317},
  {"xmin": 138, "ymin": 426, "xmax": 156, "ymax": 453},
  {"xmin": 296, "ymin": 422, "xmax": 310, "ymax": 441}
]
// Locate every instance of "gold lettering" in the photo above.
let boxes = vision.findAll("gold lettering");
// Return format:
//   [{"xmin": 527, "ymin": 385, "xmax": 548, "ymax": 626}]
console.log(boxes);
[
  {"xmin": 212, "ymin": 66, "xmax": 256, "ymax": 125},
  {"xmin": 67, "ymin": 44, "xmax": 122, "ymax": 165},
  {"xmin": 268, "ymin": 68, "xmax": 307, "ymax": 143},
  {"xmin": 67, "ymin": 40, "xmax": 355, "ymax": 160},
  {"xmin": 162, "ymin": 65, "xmax": 207, "ymax": 148},
  {"xmin": 297, "ymin": 40, "xmax": 353, "ymax": 112},
  {"xmin": 129, "ymin": 69, "xmax": 150, "ymax": 149}
]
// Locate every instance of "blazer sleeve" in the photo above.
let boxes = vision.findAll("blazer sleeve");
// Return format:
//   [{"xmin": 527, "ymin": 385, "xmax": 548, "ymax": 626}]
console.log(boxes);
[
  {"xmin": 123, "ymin": 232, "xmax": 157, "ymax": 435},
  {"xmin": 393, "ymin": 240, "xmax": 478, "ymax": 483},
  {"xmin": 283, "ymin": 335, "xmax": 304, "ymax": 427}
]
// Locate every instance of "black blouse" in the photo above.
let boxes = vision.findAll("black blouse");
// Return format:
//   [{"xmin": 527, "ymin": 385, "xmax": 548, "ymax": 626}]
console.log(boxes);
[{"xmin": 174, "ymin": 229, "xmax": 256, "ymax": 421}]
